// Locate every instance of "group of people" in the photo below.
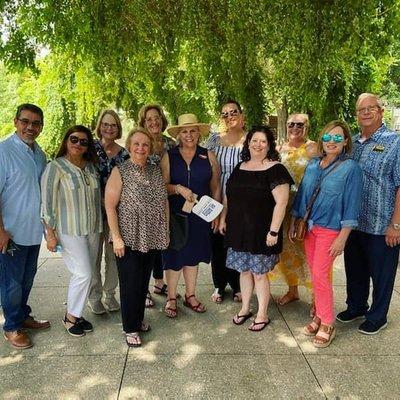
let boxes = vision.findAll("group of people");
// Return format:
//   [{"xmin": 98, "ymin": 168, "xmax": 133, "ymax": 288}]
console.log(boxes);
[{"xmin": 0, "ymin": 93, "xmax": 399, "ymax": 350}]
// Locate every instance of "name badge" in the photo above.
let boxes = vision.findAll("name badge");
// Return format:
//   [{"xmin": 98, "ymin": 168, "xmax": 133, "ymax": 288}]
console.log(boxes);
[{"xmin": 372, "ymin": 145, "xmax": 385, "ymax": 152}]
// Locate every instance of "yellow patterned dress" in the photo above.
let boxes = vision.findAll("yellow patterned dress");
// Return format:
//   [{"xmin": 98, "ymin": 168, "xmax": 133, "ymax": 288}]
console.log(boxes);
[{"xmin": 268, "ymin": 143, "xmax": 312, "ymax": 289}]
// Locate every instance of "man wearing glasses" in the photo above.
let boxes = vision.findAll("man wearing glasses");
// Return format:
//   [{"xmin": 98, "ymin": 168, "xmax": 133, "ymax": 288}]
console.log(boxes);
[
  {"xmin": 337, "ymin": 93, "xmax": 400, "ymax": 334},
  {"xmin": 0, "ymin": 103, "xmax": 50, "ymax": 349}
]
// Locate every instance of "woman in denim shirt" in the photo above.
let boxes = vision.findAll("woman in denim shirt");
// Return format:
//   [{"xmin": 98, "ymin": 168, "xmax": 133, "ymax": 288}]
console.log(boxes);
[{"xmin": 290, "ymin": 120, "xmax": 363, "ymax": 348}]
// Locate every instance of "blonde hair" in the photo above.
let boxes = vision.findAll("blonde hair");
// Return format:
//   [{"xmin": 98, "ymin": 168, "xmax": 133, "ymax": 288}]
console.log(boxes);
[
  {"xmin": 95, "ymin": 109, "xmax": 123, "ymax": 139},
  {"xmin": 287, "ymin": 113, "xmax": 310, "ymax": 135},
  {"xmin": 125, "ymin": 127, "xmax": 154, "ymax": 153}
]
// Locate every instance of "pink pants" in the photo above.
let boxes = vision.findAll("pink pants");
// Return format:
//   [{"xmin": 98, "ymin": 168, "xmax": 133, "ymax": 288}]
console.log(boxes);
[{"xmin": 304, "ymin": 225, "xmax": 339, "ymax": 325}]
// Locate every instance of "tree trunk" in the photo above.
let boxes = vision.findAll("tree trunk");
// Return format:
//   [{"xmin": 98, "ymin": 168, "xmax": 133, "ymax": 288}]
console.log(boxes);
[{"xmin": 275, "ymin": 97, "xmax": 288, "ymax": 145}]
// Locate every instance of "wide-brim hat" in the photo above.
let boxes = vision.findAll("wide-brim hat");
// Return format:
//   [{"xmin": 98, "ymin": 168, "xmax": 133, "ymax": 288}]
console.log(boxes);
[{"xmin": 167, "ymin": 113, "xmax": 210, "ymax": 138}]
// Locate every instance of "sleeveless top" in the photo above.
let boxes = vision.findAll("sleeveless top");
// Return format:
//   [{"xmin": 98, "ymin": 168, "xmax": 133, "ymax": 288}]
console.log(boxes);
[
  {"xmin": 280, "ymin": 142, "xmax": 311, "ymax": 187},
  {"xmin": 117, "ymin": 160, "xmax": 168, "ymax": 252},
  {"xmin": 168, "ymin": 145, "xmax": 212, "ymax": 214},
  {"xmin": 204, "ymin": 131, "xmax": 242, "ymax": 196}
]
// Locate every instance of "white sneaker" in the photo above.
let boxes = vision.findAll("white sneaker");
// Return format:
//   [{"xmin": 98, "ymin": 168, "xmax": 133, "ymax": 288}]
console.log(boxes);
[
  {"xmin": 104, "ymin": 296, "xmax": 120, "ymax": 312},
  {"xmin": 89, "ymin": 301, "xmax": 107, "ymax": 315}
]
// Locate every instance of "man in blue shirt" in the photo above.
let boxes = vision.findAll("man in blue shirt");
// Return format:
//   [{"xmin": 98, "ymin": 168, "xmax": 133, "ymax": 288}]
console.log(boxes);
[
  {"xmin": 337, "ymin": 93, "xmax": 400, "ymax": 334},
  {"xmin": 0, "ymin": 103, "xmax": 51, "ymax": 349}
]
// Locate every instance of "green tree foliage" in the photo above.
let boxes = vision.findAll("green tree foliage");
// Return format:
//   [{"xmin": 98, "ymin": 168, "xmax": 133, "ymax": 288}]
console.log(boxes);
[{"xmin": 0, "ymin": 0, "xmax": 399, "ymax": 151}]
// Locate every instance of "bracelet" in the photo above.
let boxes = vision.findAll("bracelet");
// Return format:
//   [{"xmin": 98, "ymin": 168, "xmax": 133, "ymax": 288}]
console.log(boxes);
[
  {"xmin": 175, "ymin": 184, "xmax": 181, "ymax": 194},
  {"xmin": 269, "ymin": 231, "xmax": 278, "ymax": 237}
]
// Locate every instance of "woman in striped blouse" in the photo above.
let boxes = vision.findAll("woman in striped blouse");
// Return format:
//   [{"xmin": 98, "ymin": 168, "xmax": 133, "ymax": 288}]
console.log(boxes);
[
  {"xmin": 41, "ymin": 125, "xmax": 102, "ymax": 337},
  {"xmin": 204, "ymin": 99, "xmax": 246, "ymax": 304}
]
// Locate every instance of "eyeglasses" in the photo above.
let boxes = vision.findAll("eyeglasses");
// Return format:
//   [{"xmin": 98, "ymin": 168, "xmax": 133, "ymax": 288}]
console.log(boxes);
[
  {"xmin": 287, "ymin": 122, "xmax": 305, "ymax": 129},
  {"xmin": 221, "ymin": 109, "xmax": 240, "ymax": 119},
  {"xmin": 16, "ymin": 118, "xmax": 43, "ymax": 128},
  {"xmin": 69, "ymin": 135, "xmax": 89, "ymax": 147},
  {"xmin": 356, "ymin": 105, "xmax": 380, "ymax": 114},
  {"xmin": 101, "ymin": 122, "xmax": 118, "ymax": 130},
  {"xmin": 321, "ymin": 133, "xmax": 344, "ymax": 143}
]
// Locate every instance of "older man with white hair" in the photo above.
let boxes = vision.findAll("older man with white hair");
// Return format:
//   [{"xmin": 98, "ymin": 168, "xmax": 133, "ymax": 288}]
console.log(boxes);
[{"xmin": 337, "ymin": 93, "xmax": 400, "ymax": 334}]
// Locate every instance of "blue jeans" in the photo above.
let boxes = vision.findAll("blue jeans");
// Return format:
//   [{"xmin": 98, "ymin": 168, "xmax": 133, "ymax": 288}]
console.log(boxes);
[
  {"xmin": 0, "ymin": 244, "xmax": 40, "ymax": 331},
  {"xmin": 344, "ymin": 230, "xmax": 400, "ymax": 325}
]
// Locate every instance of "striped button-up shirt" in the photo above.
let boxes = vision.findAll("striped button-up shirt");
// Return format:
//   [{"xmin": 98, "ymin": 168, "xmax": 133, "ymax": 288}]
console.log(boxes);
[
  {"xmin": 41, "ymin": 157, "xmax": 102, "ymax": 236},
  {"xmin": 351, "ymin": 124, "xmax": 400, "ymax": 235}
]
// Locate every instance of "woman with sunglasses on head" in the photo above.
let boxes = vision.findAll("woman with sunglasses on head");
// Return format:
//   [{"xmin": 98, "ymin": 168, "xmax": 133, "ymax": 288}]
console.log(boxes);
[
  {"xmin": 270, "ymin": 113, "xmax": 317, "ymax": 313},
  {"xmin": 41, "ymin": 126, "xmax": 102, "ymax": 337},
  {"xmin": 89, "ymin": 110, "xmax": 129, "ymax": 315},
  {"xmin": 289, "ymin": 120, "xmax": 363, "ymax": 347},
  {"xmin": 138, "ymin": 104, "xmax": 175, "ymax": 307},
  {"xmin": 203, "ymin": 99, "xmax": 245, "ymax": 304}
]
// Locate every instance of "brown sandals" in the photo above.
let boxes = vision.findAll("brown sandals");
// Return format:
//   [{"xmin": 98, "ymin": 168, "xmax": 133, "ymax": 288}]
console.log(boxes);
[
  {"xmin": 184, "ymin": 294, "xmax": 206, "ymax": 313},
  {"xmin": 303, "ymin": 317, "xmax": 321, "ymax": 336},
  {"xmin": 313, "ymin": 324, "xmax": 336, "ymax": 348},
  {"xmin": 164, "ymin": 298, "xmax": 178, "ymax": 318}
]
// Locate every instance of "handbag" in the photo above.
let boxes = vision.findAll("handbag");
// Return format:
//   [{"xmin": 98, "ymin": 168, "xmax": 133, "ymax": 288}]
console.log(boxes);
[
  {"xmin": 294, "ymin": 159, "xmax": 344, "ymax": 241},
  {"xmin": 169, "ymin": 212, "xmax": 189, "ymax": 250}
]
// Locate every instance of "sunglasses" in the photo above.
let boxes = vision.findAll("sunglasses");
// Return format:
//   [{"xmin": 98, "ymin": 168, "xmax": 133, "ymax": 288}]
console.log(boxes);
[
  {"xmin": 69, "ymin": 135, "xmax": 89, "ymax": 147},
  {"xmin": 221, "ymin": 109, "xmax": 240, "ymax": 119},
  {"xmin": 321, "ymin": 133, "xmax": 344, "ymax": 143},
  {"xmin": 4, "ymin": 239, "xmax": 20, "ymax": 256},
  {"xmin": 287, "ymin": 122, "xmax": 305, "ymax": 129}
]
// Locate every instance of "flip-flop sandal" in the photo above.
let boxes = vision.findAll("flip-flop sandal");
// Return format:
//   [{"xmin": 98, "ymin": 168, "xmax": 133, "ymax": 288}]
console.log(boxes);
[
  {"xmin": 145, "ymin": 291, "xmax": 155, "ymax": 308},
  {"xmin": 233, "ymin": 292, "xmax": 242, "ymax": 303},
  {"xmin": 233, "ymin": 312, "xmax": 253, "ymax": 325},
  {"xmin": 248, "ymin": 319, "xmax": 271, "ymax": 332},
  {"xmin": 126, "ymin": 332, "xmax": 141, "ymax": 347},
  {"xmin": 153, "ymin": 284, "xmax": 168, "ymax": 296},
  {"xmin": 211, "ymin": 288, "xmax": 224, "ymax": 304},
  {"xmin": 140, "ymin": 321, "xmax": 151, "ymax": 332}
]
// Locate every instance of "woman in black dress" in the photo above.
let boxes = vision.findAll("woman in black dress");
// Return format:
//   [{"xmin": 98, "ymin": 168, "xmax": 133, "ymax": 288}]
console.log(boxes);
[{"xmin": 219, "ymin": 125, "xmax": 293, "ymax": 331}]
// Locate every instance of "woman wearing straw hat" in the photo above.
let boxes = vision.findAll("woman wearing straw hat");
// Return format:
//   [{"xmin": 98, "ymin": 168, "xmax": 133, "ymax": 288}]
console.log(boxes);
[{"xmin": 160, "ymin": 113, "xmax": 221, "ymax": 318}]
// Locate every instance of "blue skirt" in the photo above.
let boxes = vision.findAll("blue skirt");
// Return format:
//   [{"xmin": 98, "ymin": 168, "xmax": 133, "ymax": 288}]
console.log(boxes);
[{"xmin": 226, "ymin": 248, "xmax": 279, "ymax": 274}]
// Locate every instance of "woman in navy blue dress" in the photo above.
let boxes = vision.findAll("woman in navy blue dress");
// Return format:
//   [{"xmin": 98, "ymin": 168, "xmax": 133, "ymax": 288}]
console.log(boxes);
[{"xmin": 160, "ymin": 114, "xmax": 221, "ymax": 318}]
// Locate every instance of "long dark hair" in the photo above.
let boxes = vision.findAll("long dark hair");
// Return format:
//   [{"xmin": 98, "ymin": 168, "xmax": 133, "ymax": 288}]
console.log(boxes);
[
  {"xmin": 241, "ymin": 125, "xmax": 280, "ymax": 162},
  {"xmin": 56, "ymin": 125, "xmax": 98, "ymax": 163}
]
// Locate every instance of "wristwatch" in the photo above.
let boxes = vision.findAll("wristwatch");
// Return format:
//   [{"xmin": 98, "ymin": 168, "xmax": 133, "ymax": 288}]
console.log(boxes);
[
  {"xmin": 269, "ymin": 231, "xmax": 278, "ymax": 237},
  {"xmin": 393, "ymin": 223, "xmax": 400, "ymax": 230}
]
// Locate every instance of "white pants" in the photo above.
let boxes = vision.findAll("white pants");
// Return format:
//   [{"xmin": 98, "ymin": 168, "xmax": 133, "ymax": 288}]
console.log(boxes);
[
  {"xmin": 89, "ymin": 221, "xmax": 118, "ymax": 304},
  {"xmin": 58, "ymin": 233, "xmax": 100, "ymax": 317}
]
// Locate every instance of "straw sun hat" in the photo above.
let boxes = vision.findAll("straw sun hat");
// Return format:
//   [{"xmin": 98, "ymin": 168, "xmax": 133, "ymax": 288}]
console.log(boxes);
[{"xmin": 167, "ymin": 113, "xmax": 210, "ymax": 138}]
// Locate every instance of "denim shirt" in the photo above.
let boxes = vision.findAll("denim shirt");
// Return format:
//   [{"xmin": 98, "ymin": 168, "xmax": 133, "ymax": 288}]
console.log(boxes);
[
  {"xmin": 351, "ymin": 124, "xmax": 400, "ymax": 235},
  {"xmin": 291, "ymin": 156, "xmax": 363, "ymax": 231}
]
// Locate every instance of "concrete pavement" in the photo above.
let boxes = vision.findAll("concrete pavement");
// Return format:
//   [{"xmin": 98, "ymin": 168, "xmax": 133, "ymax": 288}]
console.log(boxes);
[{"xmin": 1, "ymin": 248, "xmax": 400, "ymax": 399}]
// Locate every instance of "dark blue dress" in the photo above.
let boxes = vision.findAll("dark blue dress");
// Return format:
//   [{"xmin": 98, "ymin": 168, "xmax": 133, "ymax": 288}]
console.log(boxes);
[{"xmin": 162, "ymin": 145, "xmax": 212, "ymax": 270}]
